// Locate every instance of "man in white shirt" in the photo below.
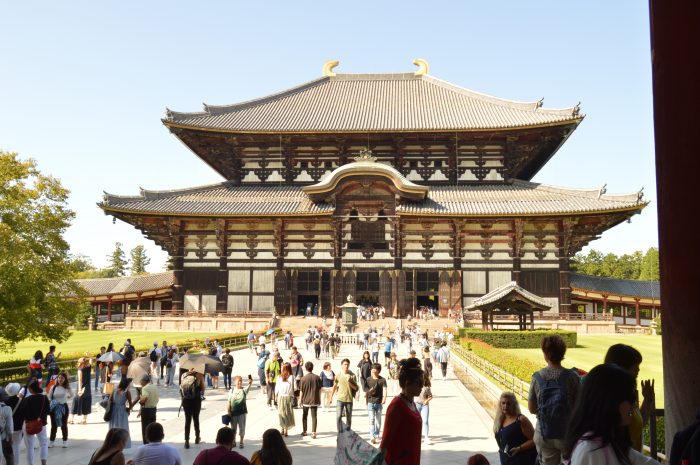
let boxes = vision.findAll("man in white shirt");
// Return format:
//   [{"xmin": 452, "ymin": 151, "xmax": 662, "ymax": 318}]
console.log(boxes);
[{"xmin": 128, "ymin": 423, "xmax": 180, "ymax": 465}]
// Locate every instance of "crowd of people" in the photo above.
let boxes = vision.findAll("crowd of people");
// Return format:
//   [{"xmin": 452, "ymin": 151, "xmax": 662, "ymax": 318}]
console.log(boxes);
[{"xmin": 2, "ymin": 329, "xmax": 689, "ymax": 465}]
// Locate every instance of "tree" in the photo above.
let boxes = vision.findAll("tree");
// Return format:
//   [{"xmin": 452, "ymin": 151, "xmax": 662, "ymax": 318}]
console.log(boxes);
[
  {"xmin": 639, "ymin": 247, "xmax": 660, "ymax": 281},
  {"xmin": 130, "ymin": 245, "xmax": 150, "ymax": 275},
  {"xmin": 0, "ymin": 151, "xmax": 85, "ymax": 350},
  {"xmin": 105, "ymin": 242, "xmax": 128, "ymax": 277}
]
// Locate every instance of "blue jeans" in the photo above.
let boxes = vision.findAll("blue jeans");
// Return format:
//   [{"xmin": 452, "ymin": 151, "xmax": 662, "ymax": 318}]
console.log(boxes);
[
  {"xmin": 367, "ymin": 403, "xmax": 383, "ymax": 439},
  {"xmin": 371, "ymin": 352, "xmax": 379, "ymax": 364},
  {"xmin": 336, "ymin": 401, "xmax": 353, "ymax": 432},
  {"xmin": 416, "ymin": 402, "xmax": 429, "ymax": 439}
]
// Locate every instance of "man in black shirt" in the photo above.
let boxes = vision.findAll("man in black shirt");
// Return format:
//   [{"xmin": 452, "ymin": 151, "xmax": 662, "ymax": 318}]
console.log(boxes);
[{"xmin": 364, "ymin": 363, "xmax": 387, "ymax": 444}]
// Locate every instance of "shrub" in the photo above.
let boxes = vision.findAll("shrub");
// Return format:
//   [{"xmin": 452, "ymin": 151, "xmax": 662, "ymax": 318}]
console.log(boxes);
[
  {"xmin": 461, "ymin": 338, "xmax": 542, "ymax": 383},
  {"xmin": 653, "ymin": 315, "xmax": 662, "ymax": 336},
  {"xmin": 457, "ymin": 328, "xmax": 577, "ymax": 349}
]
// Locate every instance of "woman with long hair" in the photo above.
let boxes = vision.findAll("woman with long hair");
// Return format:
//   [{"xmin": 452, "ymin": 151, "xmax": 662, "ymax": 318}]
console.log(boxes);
[
  {"xmin": 320, "ymin": 362, "xmax": 335, "ymax": 411},
  {"xmin": 22, "ymin": 380, "xmax": 49, "ymax": 465},
  {"xmin": 87, "ymin": 428, "xmax": 129, "ymax": 465},
  {"xmin": 108, "ymin": 378, "xmax": 134, "ymax": 449},
  {"xmin": 27, "ymin": 350, "xmax": 44, "ymax": 385},
  {"xmin": 275, "ymin": 363, "xmax": 295, "ymax": 436},
  {"xmin": 387, "ymin": 352, "xmax": 399, "ymax": 396},
  {"xmin": 564, "ymin": 363, "xmax": 659, "ymax": 465},
  {"xmin": 414, "ymin": 371, "xmax": 434, "ymax": 445},
  {"xmin": 604, "ymin": 344, "xmax": 655, "ymax": 452},
  {"xmin": 250, "ymin": 428, "xmax": 292, "ymax": 465},
  {"xmin": 47, "ymin": 371, "xmax": 73, "ymax": 448},
  {"xmin": 493, "ymin": 392, "xmax": 536, "ymax": 465},
  {"xmin": 69, "ymin": 357, "xmax": 92, "ymax": 424},
  {"xmin": 380, "ymin": 357, "xmax": 424, "ymax": 465},
  {"xmin": 357, "ymin": 351, "xmax": 372, "ymax": 391}
]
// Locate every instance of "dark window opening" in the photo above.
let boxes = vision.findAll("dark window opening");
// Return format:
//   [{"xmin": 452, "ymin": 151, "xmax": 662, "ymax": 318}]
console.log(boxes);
[
  {"xmin": 321, "ymin": 271, "xmax": 331, "ymax": 291},
  {"xmin": 297, "ymin": 270, "xmax": 319, "ymax": 292},
  {"xmin": 356, "ymin": 271, "xmax": 380, "ymax": 292},
  {"xmin": 348, "ymin": 209, "xmax": 388, "ymax": 250},
  {"xmin": 416, "ymin": 271, "xmax": 439, "ymax": 293},
  {"xmin": 405, "ymin": 272, "xmax": 414, "ymax": 291}
]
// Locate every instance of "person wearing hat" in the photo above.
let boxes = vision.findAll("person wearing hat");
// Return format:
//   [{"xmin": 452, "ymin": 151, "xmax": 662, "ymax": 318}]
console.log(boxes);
[
  {"xmin": 0, "ymin": 387, "xmax": 14, "ymax": 465},
  {"xmin": 4, "ymin": 384, "xmax": 22, "ymax": 465}
]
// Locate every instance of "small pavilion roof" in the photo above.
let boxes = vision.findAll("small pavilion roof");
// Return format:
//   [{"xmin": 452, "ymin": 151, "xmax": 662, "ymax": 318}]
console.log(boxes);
[
  {"xmin": 101, "ymin": 180, "xmax": 645, "ymax": 218},
  {"xmin": 164, "ymin": 72, "xmax": 582, "ymax": 133},
  {"xmin": 466, "ymin": 281, "xmax": 551, "ymax": 312},
  {"xmin": 78, "ymin": 272, "xmax": 174, "ymax": 298},
  {"xmin": 570, "ymin": 273, "xmax": 660, "ymax": 299}
]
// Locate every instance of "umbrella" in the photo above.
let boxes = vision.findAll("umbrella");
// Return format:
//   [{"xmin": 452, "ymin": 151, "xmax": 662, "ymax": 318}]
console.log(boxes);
[
  {"xmin": 98, "ymin": 351, "xmax": 123, "ymax": 363},
  {"xmin": 126, "ymin": 357, "xmax": 152, "ymax": 380},
  {"xmin": 265, "ymin": 329, "xmax": 275, "ymax": 336},
  {"xmin": 178, "ymin": 353, "xmax": 223, "ymax": 375}
]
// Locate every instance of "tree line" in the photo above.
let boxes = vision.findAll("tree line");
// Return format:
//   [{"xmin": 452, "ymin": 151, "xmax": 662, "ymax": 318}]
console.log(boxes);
[
  {"xmin": 71, "ymin": 243, "xmax": 151, "ymax": 278},
  {"xmin": 571, "ymin": 247, "xmax": 659, "ymax": 281}
]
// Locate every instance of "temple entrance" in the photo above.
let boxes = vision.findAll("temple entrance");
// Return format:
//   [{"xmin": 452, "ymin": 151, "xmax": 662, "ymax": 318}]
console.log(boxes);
[
  {"xmin": 416, "ymin": 294, "xmax": 438, "ymax": 318},
  {"xmin": 297, "ymin": 294, "xmax": 319, "ymax": 316}
]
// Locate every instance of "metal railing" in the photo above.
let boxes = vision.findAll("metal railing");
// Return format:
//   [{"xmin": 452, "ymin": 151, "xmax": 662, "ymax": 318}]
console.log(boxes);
[
  {"xmin": 463, "ymin": 311, "xmax": 613, "ymax": 322},
  {"xmin": 126, "ymin": 309, "xmax": 274, "ymax": 318}
]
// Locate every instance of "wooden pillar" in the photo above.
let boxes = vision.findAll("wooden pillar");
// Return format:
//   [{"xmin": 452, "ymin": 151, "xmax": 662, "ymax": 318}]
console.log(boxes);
[
  {"xmin": 217, "ymin": 221, "xmax": 229, "ymax": 312},
  {"xmin": 136, "ymin": 293, "xmax": 142, "ymax": 311},
  {"xmin": 650, "ymin": 0, "xmax": 700, "ymax": 449},
  {"xmin": 622, "ymin": 305, "xmax": 627, "ymax": 325},
  {"xmin": 171, "ymin": 225, "xmax": 185, "ymax": 311},
  {"xmin": 635, "ymin": 299, "xmax": 641, "ymax": 326},
  {"xmin": 107, "ymin": 297, "xmax": 112, "ymax": 322},
  {"xmin": 558, "ymin": 256, "xmax": 571, "ymax": 315}
]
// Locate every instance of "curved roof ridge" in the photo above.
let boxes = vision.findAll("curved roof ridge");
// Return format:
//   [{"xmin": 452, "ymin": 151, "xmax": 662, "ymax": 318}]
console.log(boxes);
[
  {"xmin": 513, "ymin": 180, "xmax": 646, "ymax": 203},
  {"xmin": 102, "ymin": 181, "xmax": 235, "ymax": 205},
  {"xmin": 422, "ymin": 75, "xmax": 580, "ymax": 117}
]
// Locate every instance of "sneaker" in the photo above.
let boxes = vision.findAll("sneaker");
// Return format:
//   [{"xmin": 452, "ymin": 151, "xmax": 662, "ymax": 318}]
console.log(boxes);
[
  {"xmin": 424, "ymin": 438, "xmax": 433, "ymax": 445},
  {"xmin": 62, "ymin": 441, "xmax": 68, "ymax": 448},
  {"xmin": 49, "ymin": 441, "xmax": 55, "ymax": 448}
]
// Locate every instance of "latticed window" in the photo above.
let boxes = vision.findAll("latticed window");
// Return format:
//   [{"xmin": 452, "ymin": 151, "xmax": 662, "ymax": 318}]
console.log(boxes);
[
  {"xmin": 348, "ymin": 220, "xmax": 388, "ymax": 250},
  {"xmin": 297, "ymin": 271, "xmax": 319, "ymax": 292},
  {"xmin": 356, "ymin": 271, "xmax": 380, "ymax": 292},
  {"xmin": 416, "ymin": 271, "xmax": 439, "ymax": 292}
]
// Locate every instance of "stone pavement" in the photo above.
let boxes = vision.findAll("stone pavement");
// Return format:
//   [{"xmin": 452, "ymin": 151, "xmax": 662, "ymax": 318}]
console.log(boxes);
[{"xmin": 34, "ymin": 337, "xmax": 499, "ymax": 465}]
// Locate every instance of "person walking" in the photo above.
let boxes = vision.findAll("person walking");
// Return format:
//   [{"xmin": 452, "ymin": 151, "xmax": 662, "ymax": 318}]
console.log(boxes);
[
  {"xmin": 3, "ymin": 383, "xmax": 22, "ymax": 465},
  {"xmin": 357, "ymin": 351, "xmax": 372, "ymax": 391},
  {"xmin": 422, "ymin": 346, "xmax": 433, "ymax": 380},
  {"xmin": 109, "ymin": 378, "xmax": 134, "ymax": 449},
  {"xmin": 27, "ymin": 351, "xmax": 44, "ymax": 386},
  {"xmin": 312, "ymin": 335, "xmax": 322, "ymax": 360},
  {"xmin": 331, "ymin": 358, "xmax": 359, "ymax": 432},
  {"xmin": 265, "ymin": 353, "xmax": 281, "ymax": 410},
  {"xmin": 494, "ymin": 392, "xmax": 537, "ymax": 465},
  {"xmin": 299, "ymin": 361, "xmax": 322, "ymax": 439},
  {"xmin": 414, "ymin": 372, "xmax": 433, "ymax": 445},
  {"xmin": 148, "ymin": 342, "xmax": 160, "ymax": 383},
  {"xmin": 528, "ymin": 335, "xmax": 581, "ymax": 465},
  {"xmin": 249, "ymin": 429, "xmax": 292, "ymax": 465},
  {"xmin": 275, "ymin": 363, "xmax": 295, "ymax": 436},
  {"xmin": 47, "ymin": 371, "xmax": 72, "ymax": 448},
  {"xmin": 380, "ymin": 357, "xmax": 424, "ymax": 465},
  {"xmin": 0, "ymin": 387, "xmax": 14, "ymax": 465},
  {"xmin": 289, "ymin": 346, "xmax": 303, "ymax": 380},
  {"xmin": 22, "ymin": 380, "xmax": 49, "ymax": 465},
  {"xmin": 131, "ymin": 423, "xmax": 181, "ymax": 465},
  {"xmin": 247, "ymin": 331, "xmax": 256, "ymax": 353},
  {"xmin": 180, "ymin": 370, "xmax": 204, "ymax": 449},
  {"xmin": 164, "ymin": 349, "xmax": 178, "ymax": 388},
  {"xmin": 87, "ymin": 428, "xmax": 129, "ymax": 465},
  {"xmin": 95, "ymin": 347, "xmax": 106, "ymax": 392},
  {"xmin": 320, "ymin": 362, "xmax": 335, "ymax": 412},
  {"xmin": 436, "ymin": 342, "xmax": 450, "ymax": 379},
  {"xmin": 365, "ymin": 363, "xmax": 387, "ymax": 444},
  {"xmin": 193, "ymin": 427, "xmax": 250, "ymax": 465},
  {"xmin": 69, "ymin": 357, "xmax": 92, "ymax": 424},
  {"xmin": 221, "ymin": 349, "xmax": 234, "ymax": 390},
  {"xmin": 137, "ymin": 375, "xmax": 159, "ymax": 444},
  {"xmin": 45, "ymin": 346, "xmax": 61, "ymax": 384},
  {"xmin": 158, "ymin": 341, "xmax": 169, "ymax": 385},
  {"xmin": 227, "ymin": 375, "xmax": 253, "ymax": 449},
  {"xmin": 256, "ymin": 344, "xmax": 270, "ymax": 394}
]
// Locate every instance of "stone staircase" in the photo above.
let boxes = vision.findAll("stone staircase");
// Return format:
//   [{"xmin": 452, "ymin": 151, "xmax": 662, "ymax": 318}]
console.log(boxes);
[{"xmin": 276, "ymin": 315, "xmax": 461, "ymax": 336}]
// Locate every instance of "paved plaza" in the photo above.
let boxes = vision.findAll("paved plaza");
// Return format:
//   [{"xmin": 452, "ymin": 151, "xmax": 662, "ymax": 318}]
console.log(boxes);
[{"xmin": 35, "ymin": 337, "xmax": 499, "ymax": 465}]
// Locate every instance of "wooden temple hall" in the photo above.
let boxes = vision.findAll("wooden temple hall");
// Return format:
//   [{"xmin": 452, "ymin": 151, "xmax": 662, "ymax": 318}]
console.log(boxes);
[{"xmin": 100, "ymin": 60, "xmax": 647, "ymax": 318}]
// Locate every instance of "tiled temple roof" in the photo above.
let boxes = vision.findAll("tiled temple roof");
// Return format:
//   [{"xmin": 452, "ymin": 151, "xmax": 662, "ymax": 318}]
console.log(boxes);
[
  {"xmin": 570, "ymin": 273, "xmax": 660, "ymax": 299},
  {"xmin": 164, "ymin": 73, "xmax": 582, "ymax": 133},
  {"xmin": 466, "ymin": 281, "xmax": 551, "ymax": 311},
  {"xmin": 101, "ymin": 180, "xmax": 645, "ymax": 217},
  {"xmin": 78, "ymin": 272, "xmax": 174, "ymax": 297}
]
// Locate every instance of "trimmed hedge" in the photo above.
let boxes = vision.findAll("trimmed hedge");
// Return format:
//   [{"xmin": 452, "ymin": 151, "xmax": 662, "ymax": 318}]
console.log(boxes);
[
  {"xmin": 458, "ymin": 328, "xmax": 577, "ymax": 349},
  {"xmin": 461, "ymin": 338, "xmax": 542, "ymax": 383}
]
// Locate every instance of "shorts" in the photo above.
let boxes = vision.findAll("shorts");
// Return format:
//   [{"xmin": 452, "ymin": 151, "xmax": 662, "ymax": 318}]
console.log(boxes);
[
  {"xmin": 384, "ymin": 351, "xmax": 391, "ymax": 358},
  {"xmin": 230, "ymin": 413, "xmax": 246, "ymax": 437}
]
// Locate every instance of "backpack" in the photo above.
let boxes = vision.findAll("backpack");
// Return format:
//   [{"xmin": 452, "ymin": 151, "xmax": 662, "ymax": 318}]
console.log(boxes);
[
  {"xmin": 257, "ymin": 351, "xmax": 269, "ymax": 369},
  {"xmin": 149, "ymin": 350, "xmax": 158, "ymax": 362},
  {"xmin": 0, "ymin": 402, "xmax": 8, "ymax": 439},
  {"xmin": 533, "ymin": 368, "xmax": 574, "ymax": 439},
  {"xmin": 180, "ymin": 374, "xmax": 199, "ymax": 400}
]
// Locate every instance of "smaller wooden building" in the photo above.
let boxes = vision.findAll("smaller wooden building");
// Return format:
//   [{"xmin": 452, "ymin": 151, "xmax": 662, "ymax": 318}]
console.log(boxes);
[{"xmin": 465, "ymin": 281, "xmax": 551, "ymax": 330}]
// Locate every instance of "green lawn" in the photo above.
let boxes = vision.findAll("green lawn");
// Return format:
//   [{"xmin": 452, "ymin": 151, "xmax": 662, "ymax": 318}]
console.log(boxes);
[
  {"xmin": 503, "ymin": 334, "xmax": 664, "ymax": 404},
  {"xmin": 0, "ymin": 331, "xmax": 237, "ymax": 363}
]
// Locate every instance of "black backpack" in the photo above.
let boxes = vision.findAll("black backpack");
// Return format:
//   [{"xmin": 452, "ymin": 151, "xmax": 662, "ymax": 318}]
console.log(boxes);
[
  {"xmin": 534, "ymin": 368, "xmax": 575, "ymax": 439},
  {"xmin": 180, "ymin": 373, "xmax": 199, "ymax": 400},
  {"xmin": 149, "ymin": 350, "xmax": 158, "ymax": 362}
]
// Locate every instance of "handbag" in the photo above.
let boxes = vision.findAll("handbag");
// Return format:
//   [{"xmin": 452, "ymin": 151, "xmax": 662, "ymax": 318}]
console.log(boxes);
[
  {"xmin": 25, "ymin": 396, "xmax": 45, "ymax": 435},
  {"xmin": 102, "ymin": 392, "xmax": 113, "ymax": 422},
  {"xmin": 221, "ymin": 414, "xmax": 231, "ymax": 425}
]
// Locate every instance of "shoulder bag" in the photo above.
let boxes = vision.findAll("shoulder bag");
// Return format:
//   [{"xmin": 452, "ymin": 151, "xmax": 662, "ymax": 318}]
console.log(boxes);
[{"xmin": 25, "ymin": 396, "xmax": 45, "ymax": 435}]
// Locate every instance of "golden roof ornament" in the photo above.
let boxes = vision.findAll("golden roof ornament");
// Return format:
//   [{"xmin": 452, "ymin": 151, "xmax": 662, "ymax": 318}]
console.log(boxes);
[
  {"xmin": 354, "ymin": 148, "xmax": 377, "ymax": 163},
  {"xmin": 413, "ymin": 58, "xmax": 430, "ymax": 76},
  {"xmin": 323, "ymin": 60, "xmax": 340, "ymax": 77}
]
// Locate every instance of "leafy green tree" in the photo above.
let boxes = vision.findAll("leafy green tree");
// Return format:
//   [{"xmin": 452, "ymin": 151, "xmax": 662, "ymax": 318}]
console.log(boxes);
[
  {"xmin": 105, "ymin": 242, "xmax": 128, "ymax": 277},
  {"xmin": 0, "ymin": 151, "xmax": 85, "ymax": 350},
  {"xmin": 130, "ymin": 245, "xmax": 150, "ymax": 275},
  {"xmin": 639, "ymin": 247, "xmax": 660, "ymax": 281}
]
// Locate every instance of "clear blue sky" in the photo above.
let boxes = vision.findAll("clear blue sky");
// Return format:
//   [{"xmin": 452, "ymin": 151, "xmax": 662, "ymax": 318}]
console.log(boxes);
[{"xmin": 0, "ymin": 2, "xmax": 656, "ymax": 271}]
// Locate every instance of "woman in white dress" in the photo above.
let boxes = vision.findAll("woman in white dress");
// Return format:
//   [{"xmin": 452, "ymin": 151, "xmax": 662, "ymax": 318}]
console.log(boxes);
[{"xmin": 275, "ymin": 363, "xmax": 295, "ymax": 436}]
